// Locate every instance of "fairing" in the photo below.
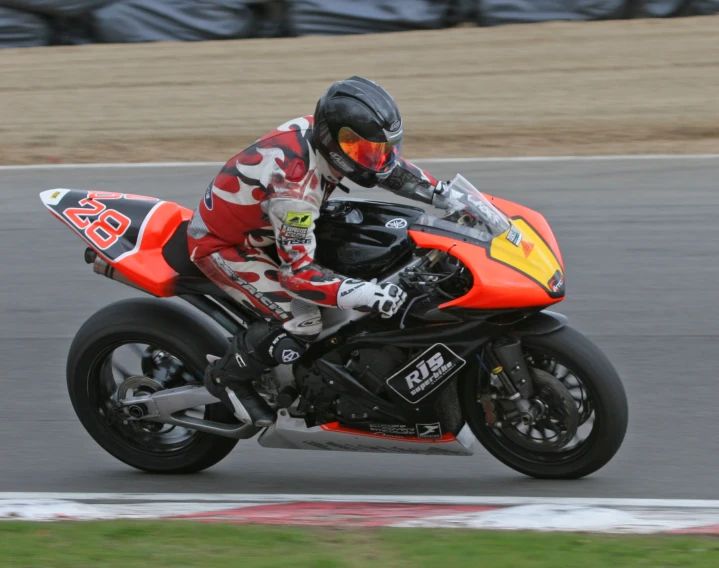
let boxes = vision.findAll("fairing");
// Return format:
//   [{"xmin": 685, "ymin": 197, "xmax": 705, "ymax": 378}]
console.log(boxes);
[
  {"xmin": 257, "ymin": 411, "xmax": 476, "ymax": 456},
  {"xmin": 40, "ymin": 177, "xmax": 565, "ymax": 312},
  {"xmin": 40, "ymin": 188, "xmax": 191, "ymax": 297},
  {"xmin": 314, "ymin": 199, "xmax": 424, "ymax": 279},
  {"xmin": 409, "ymin": 175, "xmax": 565, "ymax": 310}
]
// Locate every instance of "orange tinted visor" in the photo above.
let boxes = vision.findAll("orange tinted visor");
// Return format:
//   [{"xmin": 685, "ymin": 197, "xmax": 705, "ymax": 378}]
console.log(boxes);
[{"xmin": 338, "ymin": 127, "xmax": 401, "ymax": 172}]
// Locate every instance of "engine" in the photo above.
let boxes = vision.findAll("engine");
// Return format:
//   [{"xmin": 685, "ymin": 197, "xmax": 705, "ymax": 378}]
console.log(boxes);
[
  {"xmin": 294, "ymin": 344, "xmax": 464, "ymax": 435},
  {"xmin": 295, "ymin": 346, "xmax": 407, "ymax": 425}
]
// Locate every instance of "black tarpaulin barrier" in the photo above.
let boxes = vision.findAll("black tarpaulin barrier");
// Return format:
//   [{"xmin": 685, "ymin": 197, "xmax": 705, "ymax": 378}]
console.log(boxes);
[
  {"xmin": 0, "ymin": 0, "xmax": 116, "ymax": 17},
  {"xmin": 0, "ymin": 6, "xmax": 52, "ymax": 47},
  {"xmin": 92, "ymin": 0, "xmax": 257, "ymax": 43},
  {"xmin": 285, "ymin": 0, "xmax": 455, "ymax": 36},
  {"xmin": 693, "ymin": 0, "xmax": 719, "ymax": 13},
  {"xmin": 51, "ymin": 15, "xmax": 96, "ymax": 45},
  {"xmin": 630, "ymin": 0, "xmax": 719, "ymax": 16},
  {"xmin": 477, "ymin": 0, "xmax": 629, "ymax": 25}
]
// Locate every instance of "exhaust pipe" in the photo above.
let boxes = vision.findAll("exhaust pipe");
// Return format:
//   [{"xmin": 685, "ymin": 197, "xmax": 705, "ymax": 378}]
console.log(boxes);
[{"xmin": 84, "ymin": 247, "xmax": 149, "ymax": 294}]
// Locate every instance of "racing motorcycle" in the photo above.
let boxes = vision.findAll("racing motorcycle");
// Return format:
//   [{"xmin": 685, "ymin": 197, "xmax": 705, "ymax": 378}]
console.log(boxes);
[{"xmin": 40, "ymin": 174, "xmax": 628, "ymax": 479}]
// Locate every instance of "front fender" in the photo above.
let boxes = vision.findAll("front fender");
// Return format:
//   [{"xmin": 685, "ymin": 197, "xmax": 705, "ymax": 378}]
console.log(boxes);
[{"xmin": 508, "ymin": 310, "xmax": 568, "ymax": 337}]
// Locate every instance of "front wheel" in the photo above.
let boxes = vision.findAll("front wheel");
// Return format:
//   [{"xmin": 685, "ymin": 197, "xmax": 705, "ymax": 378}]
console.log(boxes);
[{"xmin": 463, "ymin": 325, "xmax": 628, "ymax": 479}]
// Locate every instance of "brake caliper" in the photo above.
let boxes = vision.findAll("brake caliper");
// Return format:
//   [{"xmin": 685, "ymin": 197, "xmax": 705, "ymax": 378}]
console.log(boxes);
[{"xmin": 479, "ymin": 393, "xmax": 497, "ymax": 426}]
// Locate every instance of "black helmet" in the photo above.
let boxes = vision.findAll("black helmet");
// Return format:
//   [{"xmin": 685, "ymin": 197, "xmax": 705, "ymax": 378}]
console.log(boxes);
[{"xmin": 313, "ymin": 76, "xmax": 403, "ymax": 188}]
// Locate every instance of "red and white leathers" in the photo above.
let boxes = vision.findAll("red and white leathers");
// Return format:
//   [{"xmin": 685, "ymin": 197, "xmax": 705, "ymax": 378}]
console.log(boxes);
[{"xmin": 188, "ymin": 115, "xmax": 441, "ymax": 338}]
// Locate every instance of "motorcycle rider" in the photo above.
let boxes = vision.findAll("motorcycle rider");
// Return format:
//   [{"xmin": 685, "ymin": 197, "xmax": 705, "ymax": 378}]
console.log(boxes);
[{"xmin": 188, "ymin": 76, "xmax": 453, "ymax": 427}]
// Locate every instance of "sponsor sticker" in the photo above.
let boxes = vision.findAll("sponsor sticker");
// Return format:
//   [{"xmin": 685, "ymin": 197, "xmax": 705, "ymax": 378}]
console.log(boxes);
[
  {"xmin": 416, "ymin": 423, "xmax": 442, "ymax": 439},
  {"xmin": 281, "ymin": 226, "xmax": 309, "ymax": 240},
  {"xmin": 281, "ymin": 349, "xmax": 300, "ymax": 363},
  {"xmin": 340, "ymin": 282, "xmax": 365, "ymax": 298},
  {"xmin": 385, "ymin": 218, "xmax": 408, "ymax": 230},
  {"xmin": 548, "ymin": 270, "xmax": 565, "ymax": 293},
  {"xmin": 368, "ymin": 424, "xmax": 417, "ymax": 437},
  {"xmin": 297, "ymin": 316, "xmax": 322, "ymax": 329},
  {"xmin": 330, "ymin": 151, "xmax": 353, "ymax": 172},
  {"xmin": 278, "ymin": 237, "xmax": 312, "ymax": 246},
  {"xmin": 41, "ymin": 188, "xmax": 70, "ymax": 206},
  {"xmin": 204, "ymin": 181, "xmax": 214, "ymax": 210},
  {"xmin": 284, "ymin": 211, "xmax": 312, "ymax": 228},
  {"xmin": 386, "ymin": 344, "xmax": 466, "ymax": 405},
  {"xmin": 521, "ymin": 240, "xmax": 534, "ymax": 257},
  {"xmin": 230, "ymin": 277, "xmax": 289, "ymax": 319},
  {"xmin": 506, "ymin": 226, "xmax": 523, "ymax": 246}
]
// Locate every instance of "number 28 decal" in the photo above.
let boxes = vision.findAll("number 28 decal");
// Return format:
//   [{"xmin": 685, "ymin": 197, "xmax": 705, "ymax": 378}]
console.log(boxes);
[{"xmin": 62, "ymin": 191, "xmax": 158, "ymax": 251}]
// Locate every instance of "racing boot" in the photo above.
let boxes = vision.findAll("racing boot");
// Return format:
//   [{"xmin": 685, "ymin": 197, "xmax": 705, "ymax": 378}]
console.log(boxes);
[{"xmin": 204, "ymin": 322, "xmax": 305, "ymax": 427}]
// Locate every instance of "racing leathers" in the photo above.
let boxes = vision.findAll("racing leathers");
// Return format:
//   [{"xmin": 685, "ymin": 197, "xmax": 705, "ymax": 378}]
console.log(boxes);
[{"xmin": 187, "ymin": 115, "xmax": 444, "ymax": 425}]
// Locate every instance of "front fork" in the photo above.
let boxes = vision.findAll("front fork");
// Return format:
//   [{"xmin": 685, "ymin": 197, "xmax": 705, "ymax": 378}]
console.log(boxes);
[{"xmin": 481, "ymin": 337, "xmax": 543, "ymax": 427}]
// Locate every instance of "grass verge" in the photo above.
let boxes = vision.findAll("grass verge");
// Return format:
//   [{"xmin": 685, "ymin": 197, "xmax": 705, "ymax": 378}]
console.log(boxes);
[{"xmin": 1, "ymin": 521, "xmax": 718, "ymax": 567}]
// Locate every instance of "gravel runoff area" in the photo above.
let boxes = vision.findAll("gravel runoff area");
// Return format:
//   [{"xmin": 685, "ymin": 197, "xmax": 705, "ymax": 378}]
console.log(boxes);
[{"xmin": 0, "ymin": 17, "xmax": 718, "ymax": 165}]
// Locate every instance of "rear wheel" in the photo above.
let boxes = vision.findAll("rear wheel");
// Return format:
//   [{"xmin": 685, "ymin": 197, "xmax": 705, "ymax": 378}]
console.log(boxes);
[
  {"xmin": 67, "ymin": 298, "xmax": 242, "ymax": 473},
  {"xmin": 463, "ymin": 325, "xmax": 628, "ymax": 479}
]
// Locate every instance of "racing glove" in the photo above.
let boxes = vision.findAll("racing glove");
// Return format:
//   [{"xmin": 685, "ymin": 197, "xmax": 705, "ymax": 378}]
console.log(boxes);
[
  {"xmin": 431, "ymin": 181, "xmax": 481, "ymax": 226},
  {"xmin": 336, "ymin": 278, "xmax": 407, "ymax": 318}
]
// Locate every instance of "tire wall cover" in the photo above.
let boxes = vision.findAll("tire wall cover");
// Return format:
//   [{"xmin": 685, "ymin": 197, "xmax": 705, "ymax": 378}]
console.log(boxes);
[
  {"xmin": 0, "ymin": 6, "xmax": 52, "ymax": 47},
  {"xmin": 52, "ymin": 14, "xmax": 96, "ymax": 45},
  {"xmin": 92, "ymin": 0, "xmax": 256, "ymax": 43},
  {"xmin": 631, "ymin": 0, "xmax": 716, "ymax": 16},
  {"xmin": 692, "ymin": 0, "xmax": 719, "ymax": 14},
  {"xmin": 0, "ymin": 0, "xmax": 114, "ymax": 17},
  {"xmin": 477, "ymin": 0, "xmax": 627, "ymax": 25},
  {"xmin": 286, "ymin": 0, "xmax": 449, "ymax": 36}
]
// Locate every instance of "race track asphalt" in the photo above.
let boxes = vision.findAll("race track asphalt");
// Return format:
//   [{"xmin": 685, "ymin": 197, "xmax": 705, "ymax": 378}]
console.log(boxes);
[{"xmin": 2, "ymin": 157, "xmax": 718, "ymax": 498}]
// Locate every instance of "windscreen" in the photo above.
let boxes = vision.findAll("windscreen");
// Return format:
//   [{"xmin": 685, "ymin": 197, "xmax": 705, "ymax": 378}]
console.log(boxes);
[{"xmin": 412, "ymin": 174, "xmax": 510, "ymax": 243}]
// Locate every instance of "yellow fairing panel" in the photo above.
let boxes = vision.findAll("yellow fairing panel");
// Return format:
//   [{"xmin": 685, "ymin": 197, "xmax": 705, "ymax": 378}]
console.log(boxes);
[{"xmin": 490, "ymin": 219, "xmax": 564, "ymax": 297}]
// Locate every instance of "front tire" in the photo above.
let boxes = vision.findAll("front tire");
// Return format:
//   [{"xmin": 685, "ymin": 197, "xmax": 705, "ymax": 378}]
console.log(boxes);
[
  {"xmin": 67, "ymin": 298, "xmax": 242, "ymax": 474},
  {"xmin": 463, "ymin": 325, "xmax": 628, "ymax": 479}
]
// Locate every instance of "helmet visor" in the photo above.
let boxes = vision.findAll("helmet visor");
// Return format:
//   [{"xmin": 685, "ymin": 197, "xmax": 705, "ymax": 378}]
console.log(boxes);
[{"xmin": 338, "ymin": 127, "xmax": 401, "ymax": 173}]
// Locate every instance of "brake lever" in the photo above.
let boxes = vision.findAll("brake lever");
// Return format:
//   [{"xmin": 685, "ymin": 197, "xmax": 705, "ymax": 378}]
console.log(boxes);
[{"xmin": 399, "ymin": 293, "xmax": 431, "ymax": 330}]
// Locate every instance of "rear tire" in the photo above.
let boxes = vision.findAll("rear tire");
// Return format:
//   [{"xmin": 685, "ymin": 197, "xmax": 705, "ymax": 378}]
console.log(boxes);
[
  {"xmin": 463, "ymin": 325, "xmax": 628, "ymax": 479},
  {"xmin": 67, "ymin": 298, "xmax": 242, "ymax": 474}
]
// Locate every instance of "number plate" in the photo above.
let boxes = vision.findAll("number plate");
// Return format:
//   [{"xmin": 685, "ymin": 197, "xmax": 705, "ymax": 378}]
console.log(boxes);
[{"xmin": 386, "ymin": 344, "xmax": 466, "ymax": 404}]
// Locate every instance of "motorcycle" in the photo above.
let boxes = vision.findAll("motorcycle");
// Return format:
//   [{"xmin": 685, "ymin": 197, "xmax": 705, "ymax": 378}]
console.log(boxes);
[{"xmin": 40, "ymin": 174, "xmax": 628, "ymax": 479}]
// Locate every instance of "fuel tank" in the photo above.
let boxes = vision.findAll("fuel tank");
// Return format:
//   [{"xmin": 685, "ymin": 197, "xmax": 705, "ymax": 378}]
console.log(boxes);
[{"xmin": 314, "ymin": 199, "xmax": 425, "ymax": 279}]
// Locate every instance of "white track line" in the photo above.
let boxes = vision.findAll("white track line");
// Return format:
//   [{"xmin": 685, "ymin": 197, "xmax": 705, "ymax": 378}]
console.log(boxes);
[
  {"xmin": 416, "ymin": 154, "xmax": 719, "ymax": 164},
  {"xmin": 4, "ymin": 493, "xmax": 718, "ymax": 532},
  {"xmin": 0, "ymin": 162, "xmax": 224, "ymax": 171},
  {"xmin": 2, "ymin": 493, "xmax": 719, "ymax": 508},
  {"xmin": 2, "ymin": 154, "xmax": 719, "ymax": 171}
]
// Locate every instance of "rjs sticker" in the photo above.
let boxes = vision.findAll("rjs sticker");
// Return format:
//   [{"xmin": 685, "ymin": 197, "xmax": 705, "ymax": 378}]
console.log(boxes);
[
  {"xmin": 386, "ymin": 344, "xmax": 466, "ymax": 405},
  {"xmin": 203, "ymin": 181, "xmax": 214, "ymax": 210}
]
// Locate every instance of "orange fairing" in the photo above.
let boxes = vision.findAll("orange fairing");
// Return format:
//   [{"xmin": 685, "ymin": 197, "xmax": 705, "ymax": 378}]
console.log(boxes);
[
  {"xmin": 408, "ymin": 197, "xmax": 565, "ymax": 310},
  {"xmin": 112, "ymin": 202, "xmax": 193, "ymax": 297}
]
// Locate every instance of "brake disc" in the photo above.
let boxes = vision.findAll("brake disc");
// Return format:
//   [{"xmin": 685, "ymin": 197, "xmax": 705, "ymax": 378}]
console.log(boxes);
[
  {"xmin": 117, "ymin": 375, "xmax": 164, "ymax": 401},
  {"xmin": 502, "ymin": 368, "xmax": 579, "ymax": 452}
]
